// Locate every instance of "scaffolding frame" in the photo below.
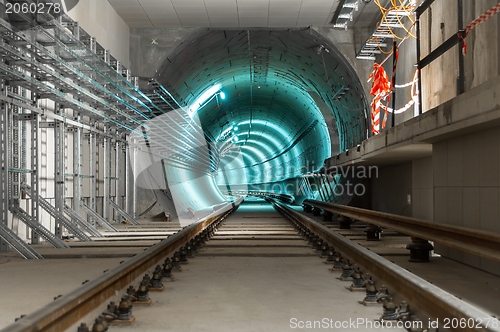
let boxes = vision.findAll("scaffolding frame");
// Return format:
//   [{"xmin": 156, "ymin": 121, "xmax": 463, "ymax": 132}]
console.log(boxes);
[{"xmin": 0, "ymin": 6, "xmax": 187, "ymax": 258}]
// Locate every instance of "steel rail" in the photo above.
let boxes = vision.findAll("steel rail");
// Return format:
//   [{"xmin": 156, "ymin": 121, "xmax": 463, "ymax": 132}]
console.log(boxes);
[
  {"xmin": 272, "ymin": 201, "xmax": 500, "ymax": 332},
  {"xmin": 303, "ymin": 199, "xmax": 500, "ymax": 262},
  {"xmin": 0, "ymin": 199, "xmax": 242, "ymax": 332}
]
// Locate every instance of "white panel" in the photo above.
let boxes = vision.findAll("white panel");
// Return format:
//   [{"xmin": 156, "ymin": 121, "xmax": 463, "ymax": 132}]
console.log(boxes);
[
  {"xmin": 108, "ymin": 0, "xmax": 141, "ymax": 7},
  {"xmin": 141, "ymin": 0, "xmax": 175, "ymax": 11},
  {"xmin": 118, "ymin": 12, "xmax": 150, "ymax": 20},
  {"xmin": 205, "ymin": 0, "xmax": 237, "ymax": 8},
  {"xmin": 128, "ymin": 21, "xmax": 154, "ymax": 27},
  {"xmin": 210, "ymin": 21, "xmax": 240, "ymax": 27},
  {"xmin": 148, "ymin": 13, "xmax": 180, "ymax": 21},
  {"xmin": 142, "ymin": 5, "xmax": 179, "ymax": 20},
  {"xmin": 269, "ymin": 0, "xmax": 302, "ymax": 12},
  {"xmin": 299, "ymin": 7, "xmax": 333, "ymax": 15},
  {"xmin": 179, "ymin": 17, "xmax": 211, "ymax": 26},
  {"xmin": 237, "ymin": 0, "xmax": 269, "ymax": 5},
  {"xmin": 207, "ymin": 7, "xmax": 238, "ymax": 17},
  {"xmin": 175, "ymin": 6, "xmax": 208, "ymax": 14},
  {"xmin": 151, "ymin": 19, "xmax": 182, "ymax": 27},
  {"xmin": 297, "ymin": 16, "xmax": 329, "ymax": 26},
  {"xmin": 114, "ymin": 6, "xmax": 146, "ymax": 14},
  {"xmin": 139, "ymin": 0, "xmax": 172, "ymax": 5},
  {"xmin": 171, "ymin": 0, "xmax": 205, "ymax": 7},
  {"xmin": 238, "ymin": 7, "xmax": 269, "ymax": 16},
  {"xmin": 268, "ymin": 17, "xmax": 298, "ymax": 27},
  {"xmin": 239, "ymin": 17, "xmax": 269, "ymax": 27}
]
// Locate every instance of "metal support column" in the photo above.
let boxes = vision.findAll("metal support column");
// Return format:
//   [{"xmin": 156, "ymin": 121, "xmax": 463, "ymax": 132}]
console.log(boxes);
[
  {"xmin": 8, "ymin": 87, "xmax": 23, "ymax": 238},
  {"xmin": 29, "ymin": 112, "xmax": 39, "ymax": 245},
  {"xmin": 124, "ymin": 140, "xmax": 130, "ymax": 216},
  {"xmin": 416, "ymin": 14, "xmax": 423, "ymax": 115},
  {"xmin": 457, "ymin": 0, "xmax": 465, "ymax": 95},
  {"xmin": 53, "ymin": 105, "xmax": 65, "ymax": 238},
  {"xmin": 89, "ymin": 131, "xmax": 96, "ymax": 227},
  {"xmin": 0, "ymin": 85, "xmax": 8, "ymax": 252},
  {"xmin": 103, "ymin": 127, "xmax": 111, "ymax": 222},
  {"xmin": 114, "ymin": 140, "xmax": 122, "ymax": 224},
  {"xmin": 131, "ymin": 141, "xmax": 137, "ymax": 218},
  {"xmin": 72, "ymin": 117, "xmax": 82, "ymax": 218}
]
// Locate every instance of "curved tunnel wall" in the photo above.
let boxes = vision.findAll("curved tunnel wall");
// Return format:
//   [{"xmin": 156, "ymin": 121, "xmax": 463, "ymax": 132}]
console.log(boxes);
[{"xmin": 147, "ymin": 28, "xmax": 369, "ymax": 214}]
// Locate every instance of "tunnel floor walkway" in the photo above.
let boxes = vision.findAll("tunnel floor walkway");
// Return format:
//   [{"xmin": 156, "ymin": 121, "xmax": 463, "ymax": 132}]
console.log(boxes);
[
  {"xmin": 68, "ymin": 199, "xmax": 404, "ymax": 331},
  {"xmin": 1, "ymin": 200, "xmax": 499, "ymax": 331}
]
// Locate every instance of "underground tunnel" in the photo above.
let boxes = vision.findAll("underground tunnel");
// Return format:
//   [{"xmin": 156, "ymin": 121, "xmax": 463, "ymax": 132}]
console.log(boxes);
[{"xmin": 132, "ymin": 28, "xmax": 370, "ymax": 221}]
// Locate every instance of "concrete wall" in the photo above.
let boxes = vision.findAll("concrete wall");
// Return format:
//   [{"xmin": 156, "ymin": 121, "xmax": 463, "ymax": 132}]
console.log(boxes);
[
  {"xmin": 364, "ymin": 0, "xmax": 500, "ymax": 131},
  {"xmin": 371, "ymin": 163, "xmax": 412, "ymax": 217},
  {"xmin": 130, "ymin": 27, "xmax": 197, "ymax": 77},
  {"xmin": 433, "ymin": 129, "xmax": 500, "ymax": 275},
  {"xmin": 412, "ymin": 157, "xmax": 433, "ymax": 221},
  {"xmin": 67, "ymin": 0, "xmax": 130, "ymax": 67},
  {"xmin": 315, "ymin": 27, "xmax": 373, "ymax": 100}
]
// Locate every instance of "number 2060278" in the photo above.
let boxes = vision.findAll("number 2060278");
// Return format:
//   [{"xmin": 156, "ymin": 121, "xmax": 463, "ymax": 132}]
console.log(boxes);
[{"xmin": 5, "ymin": 2, "xmax": 62, "ymax": 14}]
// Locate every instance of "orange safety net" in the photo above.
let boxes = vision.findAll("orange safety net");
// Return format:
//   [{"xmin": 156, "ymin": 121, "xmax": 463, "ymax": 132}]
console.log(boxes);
[{"xmin": 367, "ymin": 63, "xmax": 392, "ymax": 135}]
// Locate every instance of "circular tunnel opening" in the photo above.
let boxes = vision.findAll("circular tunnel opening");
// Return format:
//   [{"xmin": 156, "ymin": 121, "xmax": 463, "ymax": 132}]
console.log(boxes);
[{"xmin": 140, "ymin": 28, "xmax": 369, "ymax": 220}]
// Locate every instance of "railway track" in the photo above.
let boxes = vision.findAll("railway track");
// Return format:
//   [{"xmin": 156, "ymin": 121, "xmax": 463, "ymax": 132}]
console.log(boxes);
[{"xmin": 1, "ymin": 198, "xmax": 499, "ymax": 332}]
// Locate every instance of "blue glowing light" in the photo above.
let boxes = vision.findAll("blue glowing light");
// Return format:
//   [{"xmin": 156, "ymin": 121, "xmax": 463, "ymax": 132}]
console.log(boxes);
[
  {"xmin": 189, "ymin": 84, "xmax": 222, "ymax": 117},
  {"xmin": 220, "ymin": 91, "xmax": 226, "ymax": 99}
]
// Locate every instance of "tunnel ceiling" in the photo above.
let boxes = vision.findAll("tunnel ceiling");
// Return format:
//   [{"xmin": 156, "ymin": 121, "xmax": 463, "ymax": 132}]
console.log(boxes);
[{"xmin": 155, "ymin": 28, "xmax": 368, "ymax": 185}]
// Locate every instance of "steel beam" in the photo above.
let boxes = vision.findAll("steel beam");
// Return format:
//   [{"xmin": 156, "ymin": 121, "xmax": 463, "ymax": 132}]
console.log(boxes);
[
  {"xmin": 0, "ymin": 84, "xmax": 9, "ymax": 252},
  {"xmin": 131, "ymin": 141, "xmax": 137, "ymax": 218},
  {"xmin": 80, "ymin": 201, "xmax": 118, "ymax": 232},
  {"xmin": 73, "ymin": 117, "xmax": 82, "ymax": 219},
  {"xmin": 29, "ymin": 112, "xmax": 40, "ymax": 245},
  {"xmin": 89, "ymin": 132, "xmax": 97, "ymax": 227},
  {"xmin": 109, "ymin": 200, "xmax": 140, "ymax": 226},
  {"xmin": 53, "ymin": 105, "xmax": 65, "ymax": 238},
  {"xmin": 0, "ymin": 220, "xmax": 42, "ymax": 259},
  {"xmin": 303, "ymin": 199, "xmax": 500, "ymax": 262},
  {"xmin": 114, "ymin": 140, "xmax": 122, "ymax": 223},
  {"xmin": 21, "ymin": 184, "xmax": 92, "ymax": 242},
  {"xmin": 10, "ymin": 206, "xmax": 69, "ymax": 249},
  {"xmin": 419, "ymin": 30, "xmax": 466, "ymax": 69},
  {"xmin": 64, "ymin": 205, "xmax": 102, "ymax": 238},
  {"xmin": 124, "ymin": 141, "xmax": 131, "ymax": 216},
  {"xmin": 102, "ymin": 127, "xmax": 111, "ymax": 223}
]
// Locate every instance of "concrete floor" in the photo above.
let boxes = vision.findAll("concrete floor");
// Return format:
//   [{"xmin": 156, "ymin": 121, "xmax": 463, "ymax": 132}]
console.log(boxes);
[
  {"xmin": 304, "ymin": 209, "xmax": 500, "ymax": 318},
  {"xmin": 1, "ymin": 200, "xmax": 498, "ymax": 331},
  {"xmin": 0, "ymin": 218, "xmax": 181, "ymax": 329},
  {"xmin": 68, "ymin": 201, "xmax": 404, "ymax": 332}
]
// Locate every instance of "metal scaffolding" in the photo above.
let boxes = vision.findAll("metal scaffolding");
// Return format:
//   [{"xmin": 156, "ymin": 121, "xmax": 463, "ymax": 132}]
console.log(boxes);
[{"xmin": 0, "ymin": 6, "xmax": 188, "ymax": 258}]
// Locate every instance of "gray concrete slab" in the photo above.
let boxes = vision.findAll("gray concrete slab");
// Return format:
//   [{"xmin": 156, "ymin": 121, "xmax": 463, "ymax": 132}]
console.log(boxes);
[
  {"xmin": 69, "ymin": 204, "xmax": 405, "ymax": 332},
  {"xmin": 305, "ymin": 210, "xmax": 500, "ymax": 317},
  {"xmin": 0, "ymin": 257, "xmax": 125, "ymax": 328}
]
